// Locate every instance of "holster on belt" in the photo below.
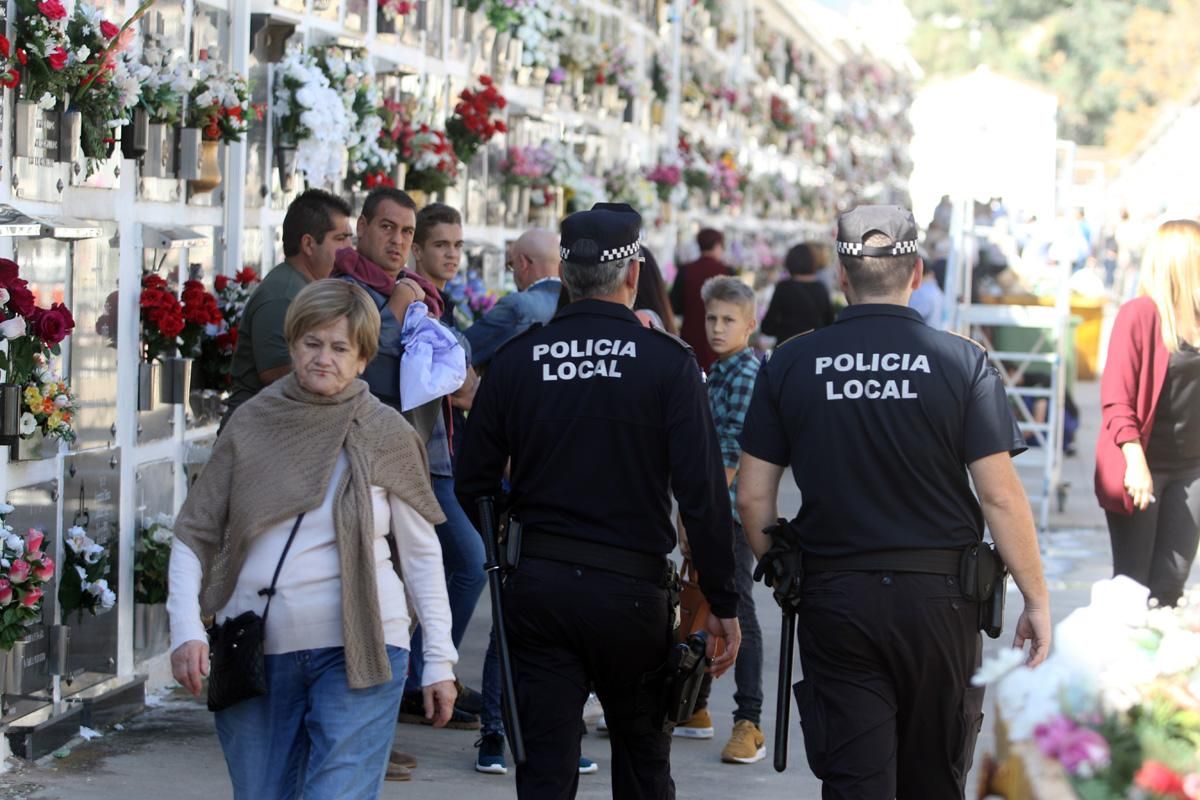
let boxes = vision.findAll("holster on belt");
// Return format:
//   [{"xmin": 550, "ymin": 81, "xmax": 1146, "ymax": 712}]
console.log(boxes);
[{"xmin": 958, "ymin": 542, "xmax": 1008, "ymax": 639}]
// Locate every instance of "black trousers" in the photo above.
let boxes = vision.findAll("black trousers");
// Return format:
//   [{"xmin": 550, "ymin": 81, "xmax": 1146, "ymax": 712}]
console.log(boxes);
[
  {"xmin": 794, "ymin": 572, "xmax": 983, "ymax": 800},
  {"xmin": 1107, "ymin": 462, "xmax": 1200, "ymax": 607},
  {"xmin": 503, "ymin": 557, "xmax": 674, "ymax": 800}
]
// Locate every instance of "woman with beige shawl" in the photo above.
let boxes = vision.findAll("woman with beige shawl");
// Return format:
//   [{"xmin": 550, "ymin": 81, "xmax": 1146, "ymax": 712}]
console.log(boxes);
[{"xmin": 166, "ymin": 280, "xmax": 457, "ymax": 799}]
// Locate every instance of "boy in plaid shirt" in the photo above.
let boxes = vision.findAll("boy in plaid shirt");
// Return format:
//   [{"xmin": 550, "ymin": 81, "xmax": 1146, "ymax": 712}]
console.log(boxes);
[{"xmin": 675, "ymin": 275, "xmax": 766, "ymax": 764}]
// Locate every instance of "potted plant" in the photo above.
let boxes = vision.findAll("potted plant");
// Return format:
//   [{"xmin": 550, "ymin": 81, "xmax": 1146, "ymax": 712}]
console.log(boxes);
[
  {"xmin": 0, "ymin": 505, "xmax": 54, "ymax": 693},
  {"xmin": 444, "ymin": 74, "xmax": 507, "ymax": 167},
  {"xmin": 273, "ymin": 47, "xmax": 351, "ymax": 191},
  {"xmin": 401, "ymin": 125, "xmax": 459, "ymax": 204},
  {"xmin": 59, "ymin": 525, "xmax": 115, "ymax": 624},
  {"xmin": 139, "ymin": 273, "xmax": 185, "ymax": 407},
  {"xmin": 129, "ymin": 38, "xmax": 192, "ymax": 175},
  {"xmin": 195, "ymin": 268, "xmax": 258, "ymax": 395},
  {"xmin": 132, "ymin": 514, "xmax": 172, "ymax": 653},
  {"xmin": 0, "ymin": 258, "xmax": 78, "ymax": 454},
  {"xmin": 64, "ymin": 1, "xmax": 150, "ymax": 177},
  {"xmin": 183, "ymin": 53, "xmax": 254, "ymax": 192},
  {"xmin": 4, "ymin": 0, "xmax": 74, "ymax": 161}
]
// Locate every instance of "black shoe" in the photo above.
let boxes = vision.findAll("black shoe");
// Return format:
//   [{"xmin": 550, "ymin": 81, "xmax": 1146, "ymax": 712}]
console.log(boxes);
[
  {"xmin": 455, "ymin": 680, "xmax": 485, "ymax": 716},
  {"xmin": 398, "ymin": 689, "xmax": 481, "ymax": 729},
  {"xmin": 475, "ymin": 732, "xmax": 508, "ymax": 774}
]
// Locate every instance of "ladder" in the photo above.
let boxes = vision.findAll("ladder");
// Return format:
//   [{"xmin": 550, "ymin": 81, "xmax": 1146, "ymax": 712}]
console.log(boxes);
[{"xmin": 946, "ymin": 199, "xmax": 1070, "ymax": 532}]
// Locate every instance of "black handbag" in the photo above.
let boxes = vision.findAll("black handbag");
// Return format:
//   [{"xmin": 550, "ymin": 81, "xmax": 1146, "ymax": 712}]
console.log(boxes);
[{"xmin": 206, "ymin": 513, "xmax": 305, "ymax": 712}]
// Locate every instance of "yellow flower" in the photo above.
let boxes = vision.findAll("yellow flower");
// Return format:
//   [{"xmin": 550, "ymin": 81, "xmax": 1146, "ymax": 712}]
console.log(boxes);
[
  {"xmin": 24, "ymin": 387, "xmax": 42, "ymax": 408},
  {"xmin": 47, "ymin": 412, "xmax": 62, "ymax": 430}
]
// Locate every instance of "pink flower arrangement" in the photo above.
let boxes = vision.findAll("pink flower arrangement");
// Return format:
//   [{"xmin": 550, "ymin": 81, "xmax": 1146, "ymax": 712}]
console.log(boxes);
[
  {"xmin": 0, "ymin": 506, "xmax": 54, "ymax": 650},
  {"xmin": 1032, "ymin": 716, "xmax": 1110, "ymax": 777}
]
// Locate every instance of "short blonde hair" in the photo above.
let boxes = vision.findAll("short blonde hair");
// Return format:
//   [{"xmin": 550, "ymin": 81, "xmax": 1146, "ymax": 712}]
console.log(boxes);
[
  {"xmin": 701, "ymin": 275, "xmax": 756, "ymax": 315},
  {"xmin": 284, "ymin": 280, "xmax": 381, "ymax": 362},
  {"xmin": 1138, "ymin": 219, "xmax": 1200, "ymax": 352}
]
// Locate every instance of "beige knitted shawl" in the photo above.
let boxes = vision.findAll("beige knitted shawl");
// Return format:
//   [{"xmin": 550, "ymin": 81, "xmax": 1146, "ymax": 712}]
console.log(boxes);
[{"xmin": 174, "ymin": 374, "xmax": 446, "ymax": 689}]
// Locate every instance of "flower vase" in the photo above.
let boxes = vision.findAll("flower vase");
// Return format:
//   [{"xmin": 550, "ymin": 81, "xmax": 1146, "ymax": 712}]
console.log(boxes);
[
  {"xmin": 602, "ymin": 85, "xmax": 620, "ymax": 111},
  {"xmin": 58, "ymin": 109, "xmax": 82, "ymax": 165},
  {"xmin": 143, "ymin": 123, "xmax": 173, "ymax": 178},
  {"xmin": 407, "ymin": 189, "xmax": 429, "ymax": 209},
  {"xmin": 505, "ymin": 185, "xmax": 521, "ymax": 228},
  {"xmin": 159, "ymin": 356, "xmax": 192, "ymax": 405},
  {"xmin": 0, "ymin": 384, "xmax": 21, "ymax": 449},
  {"xmin": 392, "ymin": 162, "xmax": 408, "ymax": 191},
  {"xmin": 275, "ymin": 142, "xmax": 298, "ymax": 192},
  {"xmin": 13, "ymin": 100, "xmax": 40, "ymax": 158},
  {"xmin": 492, "ymin": 33, "xmax": 511, "ymax": 71},
  {"xmin": 133, "ymin": 603, "xmax": 169, "ymax": 655},
  {"xmin": 190, "ymin": 141, "xmax": 222, "ymax": 194},
  {"xmin": 121, "ymin": 107, "xmax": 150, "ymax": 160},
  {"xmin": 518, "ymin": 187, "xmax": 532, "ymax": 226},
  {"xmin": 137, "ymin": 362, "xmax": 159, "ymax": 412},
  {"xmin": 177, "ymin": 127, "xmax": 203, "ymax": 180},
  {"xmin": 506, "ymin": 38, "xmax": 524, "ymax": 74}
]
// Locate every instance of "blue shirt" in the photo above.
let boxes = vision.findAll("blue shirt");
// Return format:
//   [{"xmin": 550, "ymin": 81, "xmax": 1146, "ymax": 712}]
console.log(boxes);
[
  {"xmin": 465, "ymin": 279, "xmax": 562, "ymax": 368},
  {"xmin": 707, "ymin": 347, "xmax": 761, "ymax": 522}
]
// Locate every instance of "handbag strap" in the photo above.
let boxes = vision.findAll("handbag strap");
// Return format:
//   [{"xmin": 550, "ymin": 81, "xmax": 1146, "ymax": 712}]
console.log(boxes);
[{"xmin": 256, "ymin": 513, "xmax": 306, "ymax": 630}]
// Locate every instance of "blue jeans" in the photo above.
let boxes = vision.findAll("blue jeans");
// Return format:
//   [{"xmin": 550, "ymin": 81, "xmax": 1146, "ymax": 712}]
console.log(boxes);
[
  {"xmin": 409, "ymin": 475, "xmax": 487, "ymax": 686},
  {"xmin": 215, "ymin": 646, "xmax": 407, "ymax": 800}
]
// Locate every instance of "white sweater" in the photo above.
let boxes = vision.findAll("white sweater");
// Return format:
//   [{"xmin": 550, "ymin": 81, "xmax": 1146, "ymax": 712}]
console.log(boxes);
[{"xmin": 167, "ymin": 452, "xmax": 457, "ymax": 687}]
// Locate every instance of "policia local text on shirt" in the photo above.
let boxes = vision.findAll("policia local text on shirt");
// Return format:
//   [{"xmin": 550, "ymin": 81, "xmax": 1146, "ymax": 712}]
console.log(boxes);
[
  {"xmin": 456, "ymin": 203, "xmax": 741, "ymax": 800},
  {"xmin": 737, "ymin": 205, "xmax": 1052, "ymax": 799}
]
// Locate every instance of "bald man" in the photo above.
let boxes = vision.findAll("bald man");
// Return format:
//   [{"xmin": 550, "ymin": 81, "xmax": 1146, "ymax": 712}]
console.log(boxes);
[{"xmin": 465, "ymin": 229, "xmax": 562, "ymax": 369}]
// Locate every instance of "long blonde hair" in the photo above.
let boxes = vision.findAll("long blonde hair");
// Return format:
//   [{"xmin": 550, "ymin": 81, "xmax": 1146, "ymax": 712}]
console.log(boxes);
[{"xmin": 1138, "ymin": 219, "xmax": 1200, "ymax": 352}]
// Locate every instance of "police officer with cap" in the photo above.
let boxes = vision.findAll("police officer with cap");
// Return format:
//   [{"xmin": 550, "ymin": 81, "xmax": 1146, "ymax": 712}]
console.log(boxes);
[
  {"xmin": 456, "ymin": 202, "xmax": 742, "ymax": 799},
  {"xmin": 737, "ymin": 205, "xmax": 1052, "ymax": 798}
]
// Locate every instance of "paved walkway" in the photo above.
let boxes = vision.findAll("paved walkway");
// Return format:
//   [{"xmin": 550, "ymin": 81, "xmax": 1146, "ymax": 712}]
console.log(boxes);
[{"xmin": 2, "ymin": 380, "xmax": 1196, "ymax": 800}]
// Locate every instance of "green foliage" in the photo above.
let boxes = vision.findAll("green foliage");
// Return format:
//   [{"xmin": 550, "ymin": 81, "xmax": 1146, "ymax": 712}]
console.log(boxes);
[{"xmin": 908, "ymin": 0, "xmax": 1172, "ymax": 145}]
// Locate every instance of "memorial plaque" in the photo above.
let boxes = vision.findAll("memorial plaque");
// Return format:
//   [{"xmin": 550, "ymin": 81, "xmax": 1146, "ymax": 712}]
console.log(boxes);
[
  {"xmin": 345, "ymin": 0, "xmax": 367, "ymax": 32},
  {"xmin": 62, "ymin": 450, "xmax": 121, "ymax": 677},
  {"xmin": 245, "ymin": 57, "xmax": 269, "ymax": 210},
  {"xmin": 313, "ymin": 0, "xmax": 340, "ymax": 24},
  {"xmin": 2, "ymin": 481, "xmax": 60, "ymax": 703},
  {"xmin": 242, "ymin": 228, "xmax": 263, "ymax": 273},
  {"xmin": 275, "ymin": 0, "xmax": 306, "ymax": 13},
  {"xmin": 69, "ymin": 227, "xmax": 120, "ymax": 452},
  {"xmin": 137, "ymin": 2, "xmax": 187, "ymax": 202},
  {"xmin": 12, "ymin": 105, "xmax": 70, "ymax": 203}
]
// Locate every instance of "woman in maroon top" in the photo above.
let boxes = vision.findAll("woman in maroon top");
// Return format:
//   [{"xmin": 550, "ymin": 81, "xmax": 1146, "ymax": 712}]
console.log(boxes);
[{"xmin": 1095, "ymin": 219, "xmax": 1200, "ymax": 606}]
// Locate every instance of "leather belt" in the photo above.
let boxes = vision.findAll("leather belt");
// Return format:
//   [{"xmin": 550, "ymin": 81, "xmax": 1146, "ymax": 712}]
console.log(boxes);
[
  {"xmin": 804, "ymin": 548, "xmax": 962, "ymax": 576},
  {"xmin": 521, "ymin": 530, "xmax": 671, "ymax": 585}
]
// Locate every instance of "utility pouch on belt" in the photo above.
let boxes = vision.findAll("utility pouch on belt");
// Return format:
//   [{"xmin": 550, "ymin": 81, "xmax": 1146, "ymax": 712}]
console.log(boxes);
[
  {"xmin": 502, "ymin": 515, "xmax": 522, "ymax": 572},
  {"xmin": 959, "ymin": 542, "xmax": 1008, "ymax": 638},
  {"xmin": 662, "ymin": 631, "xmax": 709, "ymax": 731}
]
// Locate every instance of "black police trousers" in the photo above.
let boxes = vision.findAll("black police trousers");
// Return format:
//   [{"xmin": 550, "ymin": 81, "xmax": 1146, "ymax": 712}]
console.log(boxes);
[
  {"xmin": 503, "ymin": 557, "xmax": 674, "ymax": 800},
  {"xmin": 794, "ymin": 571, "xmax": 984, "ymax": 800}
]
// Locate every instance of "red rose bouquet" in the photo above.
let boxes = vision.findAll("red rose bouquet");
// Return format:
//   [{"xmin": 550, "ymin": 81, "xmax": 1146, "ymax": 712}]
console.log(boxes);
[
  {"xmin": 198, "ymin": 268, "xmax": 259, "ymax": 391},
  {"xmin": 445, "ymin": 75, "xmax": 507, "ymax": 165},
  {"xmin": 139, "ymin": 273, "xmax": 185, "ymax": 363},
  {"xmin": 0, "ymin": 505, "xmax": 54, "ymax": 650},
  {"xmin": 178, "ymin": 279, "xmax": 223, "ymax": 358}
]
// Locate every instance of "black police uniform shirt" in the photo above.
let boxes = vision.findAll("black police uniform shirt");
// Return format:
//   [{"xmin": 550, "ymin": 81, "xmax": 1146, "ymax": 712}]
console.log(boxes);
[
  {"xmin": 455, "ymin": 298, "xmax": 739, "ymax": 617},
  {"xmin": 739, "ymin": 304, "xmax": 1025, "ymax": 558}
]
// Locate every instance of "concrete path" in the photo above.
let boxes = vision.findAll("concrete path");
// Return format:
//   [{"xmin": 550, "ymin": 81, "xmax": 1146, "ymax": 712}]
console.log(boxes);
[{"xmin": 2, "ymin": 380, "xmax": 1196, "ymax": 800}]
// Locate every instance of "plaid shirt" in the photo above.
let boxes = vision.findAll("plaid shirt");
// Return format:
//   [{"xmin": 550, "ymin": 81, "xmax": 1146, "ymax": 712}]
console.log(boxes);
[{"xmin": 707, "ymin": 348, "xmax": 761, "ymax": 521}]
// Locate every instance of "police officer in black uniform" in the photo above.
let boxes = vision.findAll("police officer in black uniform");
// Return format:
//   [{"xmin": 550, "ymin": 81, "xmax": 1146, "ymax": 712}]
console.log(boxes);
[
  {"xmin": 455, "ymin": 203, "xmax": 742, "ymax": 800},
  {"xmin": 737, "ymin": 205, "xmax": 1053, "ymax": 799}
]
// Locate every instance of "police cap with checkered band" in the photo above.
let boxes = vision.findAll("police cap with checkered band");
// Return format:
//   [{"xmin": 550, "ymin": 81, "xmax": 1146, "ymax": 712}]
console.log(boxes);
[
  {"xmin": 559, "ymin": 202, "xmax": 646, "ymax": 266},
  {"xmin": 836, "ymin": 205, "xmax": 920, "ymax": 258}
]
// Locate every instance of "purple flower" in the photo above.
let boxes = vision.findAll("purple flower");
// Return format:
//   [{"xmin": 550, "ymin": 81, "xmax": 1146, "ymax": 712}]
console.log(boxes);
[
  {"xmin": 548, "ymin": 67, "xmax": 566, "ymax": 85},
  {"xmin": 1033, "ymin": 716, "xmax": 1110, "ymax": 777}
]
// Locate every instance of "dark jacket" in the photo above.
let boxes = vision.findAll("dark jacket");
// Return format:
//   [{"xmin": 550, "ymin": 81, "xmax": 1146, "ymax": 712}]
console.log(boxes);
[
  {"xmin": 670, "ymin": 255, "xmax": 734, "ymax": 370},
  {"xmin": 760, "ymin": 279, "xmax": 834, "ymax": 342}
]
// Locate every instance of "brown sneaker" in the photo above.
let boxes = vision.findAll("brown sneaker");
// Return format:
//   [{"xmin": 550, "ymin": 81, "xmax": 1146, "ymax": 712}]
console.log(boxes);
[
  {"xmin": 721, "ymin": 720, "xmax": 766, "ymax": 764},
  {"xmin": 673, "ymin": 707, "xmax": 714, "ymax": 739},
  {"xmin": 389, "ymin": 749, "xmax": 418, "ymax": 769},
  {"xmin": 385, "ymin": 763, "xmax": 412, "ymax": 781}
]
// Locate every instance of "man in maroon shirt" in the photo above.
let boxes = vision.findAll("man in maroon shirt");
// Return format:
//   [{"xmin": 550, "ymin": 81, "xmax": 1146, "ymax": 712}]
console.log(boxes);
[{"xmin": 671, "ymin": 228, "xmax": 735, "ymax": 369}]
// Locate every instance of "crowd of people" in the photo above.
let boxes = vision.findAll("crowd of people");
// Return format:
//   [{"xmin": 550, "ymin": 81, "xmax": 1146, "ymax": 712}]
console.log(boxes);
[{"xmin": 161, "ymin": 183, "xmax": 1199, "ymax": 800}]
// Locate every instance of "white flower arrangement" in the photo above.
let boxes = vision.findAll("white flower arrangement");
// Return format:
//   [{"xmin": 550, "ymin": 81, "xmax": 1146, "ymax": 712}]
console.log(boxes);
[
  {"xmin": 547, "ymin": 141, "xmax": 603, "ymax": 212},
  {"xmin": 60, "ymin": 525, "xmax": 116, "ymax": 621},
  {"xmin": 274, "ymin": 47, "xmax": 352, "ymax": 188},
  {"xmin": 312, "ymin": 45, "xmax": 397, "ymax": 186},
  {"xmin": 514, "ymin": 0, "xmax": 568, "ymax": 69}
]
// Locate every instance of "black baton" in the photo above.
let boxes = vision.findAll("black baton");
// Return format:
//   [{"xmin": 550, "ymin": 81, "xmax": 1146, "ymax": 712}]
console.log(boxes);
[
  {"xmin": 775, "ymin": 609, "xmax": 795, "ymax": 772},
  {"xmin": 478, "ymin": 497, "xmax": 526, "ymax": 766}
]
